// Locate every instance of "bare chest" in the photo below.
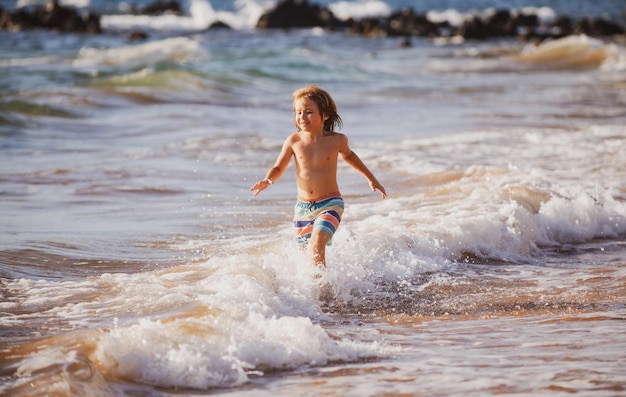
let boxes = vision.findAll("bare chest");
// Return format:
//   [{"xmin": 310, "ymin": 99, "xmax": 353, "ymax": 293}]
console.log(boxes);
[{"xmin": 293, "ymin": 140, "xmax": 339, "ymax": 167}]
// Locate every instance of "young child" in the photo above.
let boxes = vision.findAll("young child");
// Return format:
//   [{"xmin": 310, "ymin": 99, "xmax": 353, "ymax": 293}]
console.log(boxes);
[{"xmin": 250, "ymin": 84, "xmax": 386, "ymax": 269}]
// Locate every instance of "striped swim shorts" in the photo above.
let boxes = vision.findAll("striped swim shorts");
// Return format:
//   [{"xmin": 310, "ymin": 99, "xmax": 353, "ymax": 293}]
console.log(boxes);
[{"xmin": 294, "ymin": 192, "xmax": 344, "ymax": 247}]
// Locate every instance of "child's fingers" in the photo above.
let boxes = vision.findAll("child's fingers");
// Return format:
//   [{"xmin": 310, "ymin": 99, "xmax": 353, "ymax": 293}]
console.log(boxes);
[{"xmin": 250, "ymin": 181, "xmax": 268, "ymax": 196}]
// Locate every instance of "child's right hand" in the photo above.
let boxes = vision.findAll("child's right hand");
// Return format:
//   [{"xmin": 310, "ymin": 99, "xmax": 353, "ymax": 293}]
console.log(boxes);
[{"xmin": 249, "ymin": 179, "xmax": 273, "ymax": 197}]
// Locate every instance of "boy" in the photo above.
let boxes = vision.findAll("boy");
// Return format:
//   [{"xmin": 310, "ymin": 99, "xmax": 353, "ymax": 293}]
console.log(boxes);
[{"xmin": 250, "ymin": 85, "xmax": 386, "ymax": 269}]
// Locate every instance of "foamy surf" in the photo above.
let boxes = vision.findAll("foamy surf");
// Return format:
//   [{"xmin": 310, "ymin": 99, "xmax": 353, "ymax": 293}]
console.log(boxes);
[
  {"xmin": 513, "ymin": 34, "xmax": 619, "ymax": 69},
  {"xmin": 100, "ymin": 0, "xmax": 267, "ymax": 31},
  {"xmin": 72, "ymin": 37, "xmax": 202, "ymax": 70},
  {"xmin": 328, "ymin": 0, "xmax": 391, "ymax": 21},
  {"xmin": 1, "ymin": 252, "xmax": 398, "ymax": 392}
]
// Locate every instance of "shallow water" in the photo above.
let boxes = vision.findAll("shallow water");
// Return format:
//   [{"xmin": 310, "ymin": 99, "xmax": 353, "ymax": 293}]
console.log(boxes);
[{"xmin": 1, "ymin": 0, "xmax": 626, "ymax": 395}]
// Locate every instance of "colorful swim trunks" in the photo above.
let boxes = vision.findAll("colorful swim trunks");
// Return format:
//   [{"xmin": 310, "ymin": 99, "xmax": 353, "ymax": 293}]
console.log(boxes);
[{"xmin": 294, "ymin": 192, "xmax": 344, "ymax": 247}]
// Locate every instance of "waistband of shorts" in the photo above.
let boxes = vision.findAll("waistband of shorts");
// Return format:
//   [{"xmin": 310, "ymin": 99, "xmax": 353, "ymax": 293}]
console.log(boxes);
[{"xmin": 298, "ymin": 191, "xmax": 342, "ymax": 203}]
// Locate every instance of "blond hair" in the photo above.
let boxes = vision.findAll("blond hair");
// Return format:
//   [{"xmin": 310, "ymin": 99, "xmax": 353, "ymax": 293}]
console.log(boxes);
[{"xmin": 292, "ymin": 85, "xmax": 343, "ymax": 132}]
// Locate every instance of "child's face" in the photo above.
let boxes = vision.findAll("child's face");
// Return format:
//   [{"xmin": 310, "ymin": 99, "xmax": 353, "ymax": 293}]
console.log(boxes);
[{"xmin": 294, "ymin": 97, "xmax": 328, "ymax": 132}]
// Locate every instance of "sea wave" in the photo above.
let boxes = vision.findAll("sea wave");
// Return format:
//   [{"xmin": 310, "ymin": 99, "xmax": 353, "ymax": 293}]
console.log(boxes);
[
  {"xmin": 328, "ymin": 0, "xmax": 391, "ymax": 21},
  {"xmin": 513, "ymin": 34, "xmax": 620, "ymax": 70},
  {"xmin": 72, "ymin": 36, "xmax": 203, "ymax": 71}
]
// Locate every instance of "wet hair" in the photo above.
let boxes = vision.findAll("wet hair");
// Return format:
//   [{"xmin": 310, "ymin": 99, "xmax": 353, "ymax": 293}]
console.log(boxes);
[{"xmin": 292, "ymin": 84, "xmax": 343, "ymax": 132}]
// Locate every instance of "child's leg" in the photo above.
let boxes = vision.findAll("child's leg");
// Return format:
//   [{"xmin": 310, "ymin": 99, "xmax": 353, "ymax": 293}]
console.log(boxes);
[{"xmin": 309, "ymin": 230, "xmax": 331, "ymax": 269}]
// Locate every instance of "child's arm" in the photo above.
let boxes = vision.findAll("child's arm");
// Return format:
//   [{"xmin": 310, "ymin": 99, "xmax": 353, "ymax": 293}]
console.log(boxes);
[
  {"xmin": 339, "ymin": 136, "xmax": 387, "ymax": 199},
  {"xmin": 249, "ymin": 136, "xmax": 294, "ymax": 197}
]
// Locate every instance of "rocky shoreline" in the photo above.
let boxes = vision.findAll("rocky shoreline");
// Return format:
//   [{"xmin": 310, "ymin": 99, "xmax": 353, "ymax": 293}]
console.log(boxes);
[
  {"xmin": 0, "ymin": 0, "xmax": 101, "ymax": 34},
  {"xmin": 1, "ymin": 0, "xmax": 624, "ymax": 42}
]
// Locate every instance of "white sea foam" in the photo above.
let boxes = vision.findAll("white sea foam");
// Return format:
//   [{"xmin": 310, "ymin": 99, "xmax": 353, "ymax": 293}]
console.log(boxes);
[
  {"xmin": 328, "ymin": 0, "xmax": 391, "ymax": 21},
  {"xmin": 101, "ymin": 0, "xmax": 218, "ymax": 31},
  {"xmin": 426, "ymin": 9, "xmax": 469, "ymax": 27},
  {"xmin": 519, "ymin": 6, "xmax": 557, "ymax": 24},
  {"xmin": 101, "ymin": 0, "xmax": 266, "ymax": 31},
  {"xmin": 93, "ymin": 310, "xmax": 389, "ymax": 388},
  {"xmin": 426, "ymin": 6, "xmax": 558, "ymax": 28},
  {"xmin": 16, "ymin": 0, "xmax": 90, "ymax": 8},
  {"xmin": 514, "ymin": 34, "xmax": 618, "ymax": 69},
  {"xmin": 292, "ymin": 126, "xmax": 626, "ymax": 291},
  {"xmin": 1, "ymin": 252, "xmax": 394, "ymax": 388},
  {"xmin": 72, "ymin": 36, "xmax": 202, "ymax": 70},
  {"xmin": 225, "ymin": 0, "xmax": 272, "ymax": 29}
]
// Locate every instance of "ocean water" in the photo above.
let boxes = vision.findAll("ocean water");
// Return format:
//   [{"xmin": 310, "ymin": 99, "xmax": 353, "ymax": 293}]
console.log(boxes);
[{"xmin": 1, "ymin": 0, "xmax": 626, "ymax": 396}]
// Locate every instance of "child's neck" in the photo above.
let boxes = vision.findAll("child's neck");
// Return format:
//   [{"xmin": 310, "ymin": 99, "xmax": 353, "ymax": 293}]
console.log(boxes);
[{"xmin": 300, "ymin": 128, "xmax": 326, "ymax": 140}]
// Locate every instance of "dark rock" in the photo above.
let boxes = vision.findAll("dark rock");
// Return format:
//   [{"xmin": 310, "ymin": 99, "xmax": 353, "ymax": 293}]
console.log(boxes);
[
  {"xmin": 575, "ymin": 17, "xmax": 625, "ymax": 36},
  {"xmin": 344, "ymin": 6, "xmax": 625, "ymax": 42},
  {"xmin": 347, "ymin": 9, "xmax": 442, "ymax": 38},
  {"xmin": 485, "ymin": 9, "xmax": 516, "ymax": 36},
  {"xmin": 139, "ymin": 0, "xmax": 182, "ymax": 16},
  {"xmin": 0, "ymin": 0, "xmax": 100, "ymax": 33},
  {"xmin": 553, "ymin": 16, "xmax": 573, "ymax": 36},
  {"xmin": 127, "ymin": 30, "xmax": 149, "ymax": 40},
  {"xmin": 458, "ymin": 10, "xmax": 519, "ymax": 40},
  {"xmin": 348, "ymin": 17, "xmax": 388, "ymax": 37},
  {"xmin": 514, "ymin": 12, "xmax": 539, "ymax": 29},
  {"xmin": 458, "ymin": 16, "xmax": 488, "ymax": 40},
  {"xmin": 209, "ymin": 20, "xmax": 232, "ymax": 29},
  {"xmin": 1, "ymin": 7, "xmax": 36, "ymax": 30},
  {"xmin": 388, "ymin": 8, "xmax": 440, "ymax": 37},
  {"xmin": 256, "ymin": 0, "xmax": 344, "ymax": 30},
  {"xmin": 399, "ymin": 36, "xmax": 412, "ymax": 47}
]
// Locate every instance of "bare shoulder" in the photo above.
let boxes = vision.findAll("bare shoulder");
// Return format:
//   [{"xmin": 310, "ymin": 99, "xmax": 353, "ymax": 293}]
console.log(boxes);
[
  {"xmin": 284, "ymin": 132, "xmax": 301, "ymax": 145},
  {"xmin": 326, "ymin": 131, "xmax": 350, "ymax": 151},
  {"xmin": 325, "ymin": 131, "xmax": 348, "ymax": 142}
]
